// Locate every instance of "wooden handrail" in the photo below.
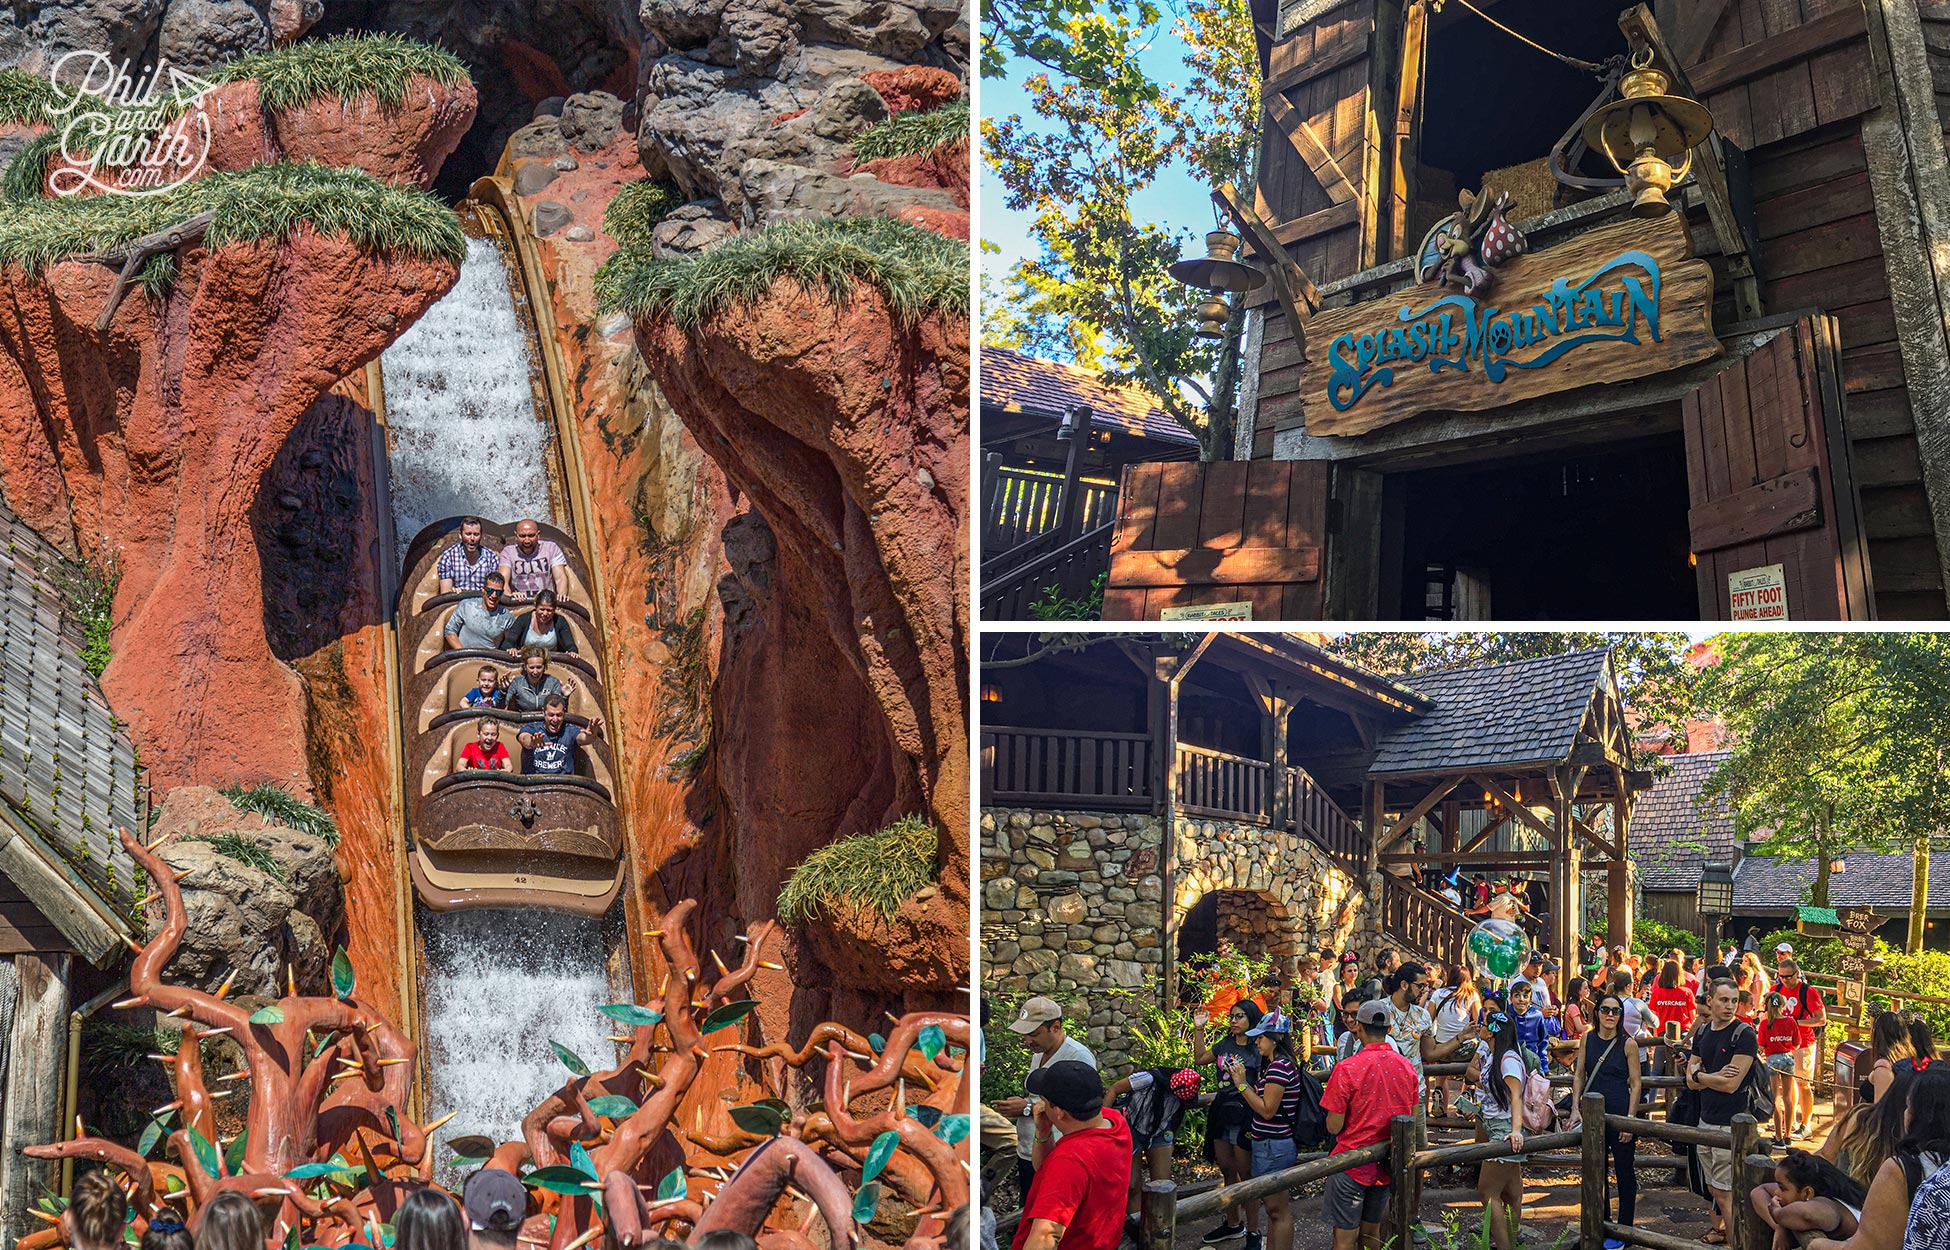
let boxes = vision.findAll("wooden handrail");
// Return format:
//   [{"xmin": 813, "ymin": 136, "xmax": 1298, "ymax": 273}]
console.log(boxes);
[
  {"xmin": 1290, "ymin": 762, "xmax": 1363, "ymax": 869},
  {"xmin": 1175, "ymin": 743, "xmax": 1275, "ymax": 823},
  {"xmin": 982, "ymin": 726, "xmax": 1154, "ymax": 809},
  {"xmin": 1172, "ymin": 1143, "xmax": 1385, "ymax": 1221},
  {"xmin": 980, "ymin": 520, "xmax": 1116, "ymax": 620},
  {"xmin": 1177, "ymin": 742, "xmax": 1271, "ymax": 765}
]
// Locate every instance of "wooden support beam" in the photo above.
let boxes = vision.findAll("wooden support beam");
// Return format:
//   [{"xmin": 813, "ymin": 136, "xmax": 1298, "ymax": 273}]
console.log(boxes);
[
  {"xmin": 1618, "ymin": 5, "xmax": 1764, "ymax": 322},
  {"xmin": 1265, "ymin": 93, "xmax": 1357, "ymax": 205},
  {"xmin": 1572, "ymin": 815, "xmax": 1620, "ymax": 862},
  {"xmin": 1458, "ymin": 810, "xmax": 1512, "ymax": 855},
  {"xmin": 1379, "ymin": 776, "xmax": 1464, "ymax": 855},
  {"xmin": 1215, "ymin": 181, "xmax": 1321, "ymax": 376},
  {"xmin": 1472, "ymin": 775, "xmax": 1558, "ymax": 846},
  {"xmin": 1672, "ymin": 0, "xmax": 1734, "ymax": 66},
  {"xmin": 1, "ymin": 953, "xmax": 71, "ymax": 1247},
  {"xmin": 1388, "ymin": 0, "xmax": 1428, "ymax": 264}
]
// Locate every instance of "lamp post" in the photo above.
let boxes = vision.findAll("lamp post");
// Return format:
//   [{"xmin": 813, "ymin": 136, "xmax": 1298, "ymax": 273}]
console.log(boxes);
[
  {"xmin": 1698, "ymin": 861, "xmax": 1734, "ymax": 948},
  {"xmin": 1053, "ymin": 404, "xmax": 1091, "ymax": 542}
]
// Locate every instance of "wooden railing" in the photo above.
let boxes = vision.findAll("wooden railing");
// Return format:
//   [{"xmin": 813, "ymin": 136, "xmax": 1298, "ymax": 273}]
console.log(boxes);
[
  {"xmin": 1175, "ymin": 743, "xmax": 1274, "ymax": 823},
  {"xmin": 1378, "ymin": 871, "xmax": 1475, "ymax": 967},
  {"xmin": 980, "ymin": 521, "xmax": 1114, "ymax": 620},
  {"xmin": 981, "ymin": 727, "xmax": 1153, "ymax": 809},
  {"xmin": 1289, "ymin": 764, "xmax": 1364, "ymax": 871},
  {"xmin": 985, "ymin": 466, "xmax": 1115, "ymax": 553},
  {"xmin": 1141, "ymin": 1098, "xmax": 1774, "ymax": 1250}
]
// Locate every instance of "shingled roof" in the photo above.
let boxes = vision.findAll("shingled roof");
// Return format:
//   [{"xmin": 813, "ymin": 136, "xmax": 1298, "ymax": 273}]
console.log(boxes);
[
  {"xmin": 0, "ymin": 496, "xmax": 144, "ymax": 964},
  {"xmin": 1633, "ymin": 751, "xmax": 1736, "ymax": 891},
  {"xmin": 1734, "ymin": 851, "xmax": 1949, "ymax": 914},
  {"xmin": 1369, "ymin": 649, "xmax": 1612, "ymax": 776},
  {"xmin": 981, "ymin": 345, "xmax": 1199, "ymax": 446}
]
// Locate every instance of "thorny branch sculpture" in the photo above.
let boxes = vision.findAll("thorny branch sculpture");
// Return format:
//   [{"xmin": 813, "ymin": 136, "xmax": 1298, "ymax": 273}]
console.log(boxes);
[{"xmin": 22, "ymin": 831, "xmax": 970, "ymax": 1250}]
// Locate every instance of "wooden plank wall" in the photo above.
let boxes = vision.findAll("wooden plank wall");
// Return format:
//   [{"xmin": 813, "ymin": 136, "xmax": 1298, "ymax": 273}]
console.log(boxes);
[
  {"xmin": 0, "ymin": 876, "xmax": 73, "ymax": 956},
  {"xmin": 1689, "ymin": 0, "xmax": 1877, "ymax": 149}
]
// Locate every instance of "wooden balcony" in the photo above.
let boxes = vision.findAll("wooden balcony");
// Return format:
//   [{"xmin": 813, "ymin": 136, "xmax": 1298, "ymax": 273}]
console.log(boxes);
[{"xmin": 980, "ymin": 727, "xmax": 1154, "ymax": 809}]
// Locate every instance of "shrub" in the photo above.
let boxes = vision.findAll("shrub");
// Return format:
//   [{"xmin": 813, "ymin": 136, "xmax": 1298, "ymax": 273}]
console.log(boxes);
[
  {"xmin": 602, "ymin": 178, "xmax": 685, "ymax": 247},
  {"xmin": 776, "ymin": 814, "xmax": 938, "ymax": 923},
  {"xmin": 596, "ymin": 215, "xmax": 968, "ymax": 329},
  {"xmin": 212, "ymin": 33, "xmax": 470, "ymax": 112},
  {"xmin": 851, "ymin": 101, "xmax": 970, "ymax": 164},
  {"xmin": 219, "ymin": 781, "xmax": 339, "ymax": 846},
  {"xmin": 1026, "ymin": 573, "xmax": 1105, "ymax": 622},
  {"xmin": 45, "ymin": 550, "xmax": 118, "ymax": 678},
  {"xmin": 1630, "ymin": 916, "xmax": 1703, "ymax": 959},
  {"xmin": 185, "ymin": 831, "xmax": 286, "ymax": 882}
]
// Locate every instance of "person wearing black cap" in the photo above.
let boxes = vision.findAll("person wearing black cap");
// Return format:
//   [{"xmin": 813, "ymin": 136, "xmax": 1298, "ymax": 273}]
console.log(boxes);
[
  {"xmin": 463, "ymin": 1168, "xmax": 528, "ymax": 1250},
  {"xmin": 1012, "ymin": 1061, "xmax": 1131, "ymax": 1250}
]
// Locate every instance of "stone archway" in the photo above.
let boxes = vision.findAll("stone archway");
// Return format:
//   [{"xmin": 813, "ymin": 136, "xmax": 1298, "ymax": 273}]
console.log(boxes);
[{"xmin": 1167, "ymin": 815, "xmax": 1369, "ymax": 987}]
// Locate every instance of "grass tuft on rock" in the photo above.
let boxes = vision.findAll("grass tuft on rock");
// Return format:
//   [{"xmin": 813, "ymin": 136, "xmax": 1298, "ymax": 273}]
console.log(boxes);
[
  {"xmin": 2, "ymin": 129, "xmax": 61, "ymax": 202},
  {"xmin": 212, "ymin": 33, "xmax": 471, "ymax": 112},
  {"xmin": 602, "ymin": 177, "xmax": 685, "ymax": 247},
  {"xmin": 0, "ymin": 161, "xmax": 466, "ymax": 272},
  {"xmin": 219, "ymin": 781, "xmax": 339, "ymax": 846},
  {"xmin": 0, "ymin": 69, "xmax": 67, "ymax": 125},
  {"xmin": 776, "ymin": 814, "xmax": 938, "ymax": 924},
  {"xmin": 185, "ymin": 832, "xmax": 287, "ymax": 882},
  {"xmin": 851, "ymin": 101, "xmax": 969, "ymax": 164},
  {"xmin": 597, "ymin": 215, "xmax": 967, "ymax": 329}
]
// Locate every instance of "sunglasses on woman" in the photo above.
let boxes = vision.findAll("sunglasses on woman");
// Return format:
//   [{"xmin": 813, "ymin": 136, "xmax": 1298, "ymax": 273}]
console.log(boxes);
[{"xmin": 1597, "ymin": 1005, "xmax": 1622, "ymax": 1015}]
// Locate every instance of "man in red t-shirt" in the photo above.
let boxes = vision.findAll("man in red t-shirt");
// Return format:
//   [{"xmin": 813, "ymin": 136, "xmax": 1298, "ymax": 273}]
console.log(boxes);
[
  {"xmin": 1777, "ymin": 961, "xmax": 1826, "ymax": 1139},
  {"xmin": 1320, "ymin": 1000, "xmax": 1420, "ymax": 1250},
  {"xmin": 1013, "ymin": 1062, "xmax": 1133, "ymax": 1250}
]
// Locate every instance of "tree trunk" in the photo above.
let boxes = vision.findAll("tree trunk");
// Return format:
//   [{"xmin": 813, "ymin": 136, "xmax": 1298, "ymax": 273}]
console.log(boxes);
[
  {"xmin": 1203, "ymin": 299, "xmax": 1246, "ymax": 461},
  {"xmin": 1812, "ymin": 810, "xmax": 1834, "ymax": 908},
  {"xmin": 1911, "ymin": 836, "xmax": 1930, "ymax": 954}
]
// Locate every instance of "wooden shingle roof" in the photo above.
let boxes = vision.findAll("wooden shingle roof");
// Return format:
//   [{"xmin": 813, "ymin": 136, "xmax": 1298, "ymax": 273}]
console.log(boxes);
[
  {"xmin": 1734, "ymin": 851, "xmax": 1948, "ymax": 914},
  {"xmin": 981, "ymin": 346, "xmax": 1199, "ymax": 446},
  {"xmin": 1633, "ymin": 751, "xmax": 1736, "ymax": 891},
  {"xmin": 1369, "ymin": 649, "xmax": 1613, "ymax": 776}
]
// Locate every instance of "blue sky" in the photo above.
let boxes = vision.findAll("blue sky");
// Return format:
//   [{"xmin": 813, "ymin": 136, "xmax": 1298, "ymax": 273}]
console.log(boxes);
[{"xmin": 979, "ymin": 19, "xmax": 1213, "ymax": 329}]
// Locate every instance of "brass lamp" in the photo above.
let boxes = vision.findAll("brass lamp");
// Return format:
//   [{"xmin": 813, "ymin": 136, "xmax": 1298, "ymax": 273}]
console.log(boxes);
[
  {"xmin": 1169, "ymin": 228, "xmax": 1265, "ymax": 341},
  {"xmin": 1581, "ymin": 49, "xmax": 1715, "ymax": 217}
]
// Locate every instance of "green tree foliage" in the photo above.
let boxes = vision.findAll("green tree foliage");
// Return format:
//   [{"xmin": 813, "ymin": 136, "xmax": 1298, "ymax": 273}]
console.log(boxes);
[
  {"xmin": 981, "ymin": 0, "xmax": 1259, "ymax": 461},
  {"xmin": 1699, "ymin": 634, "xmax": 1950, "ymax": 922},
  {"xmin": 1326, "ymin": 632, "xmax": 1699, "ymax": 765}
]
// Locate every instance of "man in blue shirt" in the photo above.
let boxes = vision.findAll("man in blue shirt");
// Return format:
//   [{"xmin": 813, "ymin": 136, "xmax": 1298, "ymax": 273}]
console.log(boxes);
[{"xmin": 517, "ymin": 694, "xmax": 605, "ymax": 774}]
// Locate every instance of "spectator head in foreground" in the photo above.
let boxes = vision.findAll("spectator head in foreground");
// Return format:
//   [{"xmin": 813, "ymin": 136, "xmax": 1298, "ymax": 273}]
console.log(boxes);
[
  {"xmin": 694, "ymin": 1233, "xmax": 760, "ymax": 1250},
  {"xmin": 64, "ymin": 1170, "xmax": 126, "ymax": 1250},
  {"xmin": 139, "ymin": 1209, "xmax": 193, "ymax": 1250},
  {"xmin": 1026, "ymin": 1059, "xmax": 1107, "ymax": 1124},
  {"xmin": 463, "ymin": 1167, "xmax": 527, "ymax": 1249},
  {"xmin": 1355, "ymin": 997, "xmax": 1393, "ymax": 1042},
  {"xmin": 394, "ymin": 1186, "xmax": 468, "ymax": 1250},
  {"xmin": 193, "ymin": 1192, "xmax": 265, "ymax": 1250}
]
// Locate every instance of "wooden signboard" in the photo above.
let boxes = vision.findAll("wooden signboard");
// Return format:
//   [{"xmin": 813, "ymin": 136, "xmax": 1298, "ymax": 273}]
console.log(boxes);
[{"xmin": 1304, "ymin": 215, "xmax": 1722, "ymax": 437}]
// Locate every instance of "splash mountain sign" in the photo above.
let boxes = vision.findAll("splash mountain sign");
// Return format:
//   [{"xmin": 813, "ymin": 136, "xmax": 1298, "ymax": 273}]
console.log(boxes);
[{"xmin": 1304, "ymin": 212, "xmax": 1720, "ymax": 438}]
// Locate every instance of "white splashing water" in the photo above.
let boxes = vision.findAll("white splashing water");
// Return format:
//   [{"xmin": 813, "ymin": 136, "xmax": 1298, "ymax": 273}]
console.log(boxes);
[
  {"xmin": 381, "ymin": 234, "xmax": 556, "ymax": 561},
  {"xmin": 419, "ymin": 908, "xmax": 616, "ymax": 1177}
]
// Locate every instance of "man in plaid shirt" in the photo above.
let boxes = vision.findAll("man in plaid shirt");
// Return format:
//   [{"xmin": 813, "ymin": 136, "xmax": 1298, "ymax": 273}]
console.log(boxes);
[{"xmin": 437, "ymin": 517, "xmax": 500, "ymax": 592}]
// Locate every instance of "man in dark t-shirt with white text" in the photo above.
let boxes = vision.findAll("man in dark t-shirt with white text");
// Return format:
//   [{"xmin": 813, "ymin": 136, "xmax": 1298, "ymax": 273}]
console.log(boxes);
[
  {"xmin": 1685, "ymin": 977, "xmax": 1759, "ymax": 1243},
  {"xmin": 1013, "ymin": 1061, "xmax": 1132, "ymax": 1250},
  {"xmin": 517, "ymin": 695, "xmax": 605, "ymax": 774}
]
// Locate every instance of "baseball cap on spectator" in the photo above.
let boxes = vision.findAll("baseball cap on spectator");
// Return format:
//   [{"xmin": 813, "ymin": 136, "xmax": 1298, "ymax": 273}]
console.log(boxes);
[
  {"xmin": 1007, "ymin": 997, "xmax": 1063, "ymax": 1033},
  {"xmin": 463, "ymin": 1168, "xmax": 526, "ymax": 1232},
  {"xmin": 1355, "ymin": 1000, "xmax": 1393, "ymax": 1027},
  {"xmin": 1543, "ymin": 959, "xmax": 1562, "ymax": 973},
  {"xmin": 1776, "ymin": 942, "xmax": 1794, "ymax": 955},
  {"xmin": 1245, "ymin": 1009, "xmax": 1292, "ymax": 1037},
  {"xmin": 1025, "ymin": 1060, "xmax": 1105, "ymax": 1116}
]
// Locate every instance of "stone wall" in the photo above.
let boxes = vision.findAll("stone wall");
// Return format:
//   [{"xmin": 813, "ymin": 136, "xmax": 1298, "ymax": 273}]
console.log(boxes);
[{"xmin": 981, "ymin": 804, "xmax": 1375, "ymax": 1073}]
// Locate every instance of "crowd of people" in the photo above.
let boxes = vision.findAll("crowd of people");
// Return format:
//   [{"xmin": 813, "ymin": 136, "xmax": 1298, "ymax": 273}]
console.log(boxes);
[
  {"xmin": 432, "ymin": 518, "xmax": 605, "ymax": 778},
  {"xmin": 56, "ymin": 1167, "xmax": 780, "ymax": 1250},
  {"xmin": 988, "ymin": 938, "xmax": 1950, "ymax": 1250}
]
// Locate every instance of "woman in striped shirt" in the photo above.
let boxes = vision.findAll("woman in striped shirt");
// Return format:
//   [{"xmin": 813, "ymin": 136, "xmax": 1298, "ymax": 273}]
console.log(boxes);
[{"xmin": 1227, "ymin": 1010, "xmax": 1304, "ymax": 1250}]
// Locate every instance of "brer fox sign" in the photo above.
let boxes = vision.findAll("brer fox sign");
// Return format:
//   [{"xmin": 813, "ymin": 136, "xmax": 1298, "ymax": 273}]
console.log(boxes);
[{"xmin": 1305, "ymin": 215, "xmax": 1720, "ymax": 438}]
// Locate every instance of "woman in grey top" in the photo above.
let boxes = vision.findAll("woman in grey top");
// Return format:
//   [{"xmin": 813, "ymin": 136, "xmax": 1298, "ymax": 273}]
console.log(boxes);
[{"xmin": 501, "ymin": 646, "xmax": 580, "ymax": 714}]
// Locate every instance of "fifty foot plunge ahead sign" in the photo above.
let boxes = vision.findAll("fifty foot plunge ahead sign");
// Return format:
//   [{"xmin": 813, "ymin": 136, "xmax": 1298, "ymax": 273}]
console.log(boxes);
[{"xmin": 1304, "ymin": 211, "xmax": 1720, "ymax": 438}]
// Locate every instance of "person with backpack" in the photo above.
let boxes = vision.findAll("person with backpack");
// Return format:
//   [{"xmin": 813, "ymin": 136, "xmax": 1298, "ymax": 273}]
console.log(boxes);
[
  {"xmin": 1320, "ymin": 1000, "xmax": 1420, "ymax": 1250},
  {"xmin": 1685, "ymin": 977, "xmax": 1762, "ymax": 1245},
  {"xmin": 1191, "ymin": 1000, "xmax": 1266, "ymax": 1247},
  {"xmin": 1775, "ymin": 961, "xmax": 1828, "ymax": 1140},
  {"xmin": 1506, "ymin": 980, "xmax": 1560, "ymax": 1069},
  {"xmin": 1805, "ymin": 1066, "xmax": 1950, "ymax": 1250},
  {"xmin": 1227, "ymin": 1010, "xmax": 1304, "ymax": 1250},
  {"xmin": 1569, "ymin": 992, "xmax": 1645, "ymax": 1249},
  {"xmin": 1108, "ymin": 1066, "xmax": 1204, "ymax": 1241},
  {"xmin": 1474, "ymin": 1007, "xmax": 1531, "ymax": 1250}
]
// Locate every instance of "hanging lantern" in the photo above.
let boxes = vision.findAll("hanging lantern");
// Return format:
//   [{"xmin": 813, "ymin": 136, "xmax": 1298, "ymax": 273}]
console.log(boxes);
[
  {"xmin": 1581, "ymin": 49, "xmax": 1715, "ymax": 218},
  {"xmin": 1830, "ymin": 857, "xmax": 1848, "ymax": 875},
  {"xmin": 1170, "ymin": 229, "xmax": 1266, "ymax": 341}
]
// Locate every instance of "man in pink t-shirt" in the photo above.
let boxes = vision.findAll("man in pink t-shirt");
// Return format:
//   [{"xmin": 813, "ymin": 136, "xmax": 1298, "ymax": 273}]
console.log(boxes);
[
  {"xmin": 500, "ymin": 518, "xmax": 570, "ymax": 603},
  {"xmin": 1321, "ymin": 1000, "xmax": 1420, "ymax": 1250}
]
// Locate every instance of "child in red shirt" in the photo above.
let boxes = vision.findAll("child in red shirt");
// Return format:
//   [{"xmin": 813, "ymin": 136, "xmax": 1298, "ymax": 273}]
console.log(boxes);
[
  {"xmin": 1646, "ymin": 961, "xmax": 1696, "ymax": 1037},
  {"xmin": 459, "ymin": 719, "xmax": 513, "ymax": 772},
  {"xmin": 1759, "ymin": 991, "xmax": 1801, "ymax": 1147}
]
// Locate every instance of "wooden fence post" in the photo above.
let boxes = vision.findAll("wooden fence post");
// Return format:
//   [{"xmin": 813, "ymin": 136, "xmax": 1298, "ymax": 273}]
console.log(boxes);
[
  {"xmin": 1390, "ymin": 1114, "xmax": 1417, "ymax": 1250},
  {"xmin": 1142, "ymin": 1178, "xmax": 1177, "ymax": 1250},
  {"xmin": 1580, "ymin": 1094, "xmax": 1608, "ymax": 1250},
  {"xmin": 1729, "ymin": 1116, "xmax": 1761, "ymax": 1250}
]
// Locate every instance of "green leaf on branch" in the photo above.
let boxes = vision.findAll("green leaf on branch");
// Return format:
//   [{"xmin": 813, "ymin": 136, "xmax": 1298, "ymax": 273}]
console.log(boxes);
[
  {"xmin": 524, "ymin": 1166, "xmax": 599, "ymax": 1195},
  {"xmin": 385, "ymin": 1105, "xmax": 401, "ymax": 1144},
  {"xmin": 909, "ymin": 1105, "xmax": 943, "ymax": 1128},
  {"xmin": 187, "ymin": 1127, "xmax": 221, "ymax": 1179},
  {"xmin": 597, "ymin": 1003, "xmax": 664, "ymax": 1028},
  {"xmin": 852, "ymin": 1180, "xmax": 881, "ymax": 1224},
  {"xmin": 446, "ymin": 1135, "xmax": 498, "ymax": 1158},
  {"xmin": 729, "ymin": 1104, "xmax": 784, "ymax": 1136},
  {"xmin": 861, "ymin": 1130, "xmax": 900, "ymax": 1183},
  {"xmin": 224, "ymin": 1129, "xmax": 249, "ymax": 1176},
  {"xmin": 700, "ymin": 999, "xmax": 758, "ymax": 1032},
  {"xmin": 915, "ymin": 1024, "xmax": 946, "ymax": 1060},
  {"xmin": 868, "ymin": 1032, "xmax": 885, "ymax": 1053},
  {"xmin": 549, "ymin": 1040, "xmax": 591, "ymax": 1077},
  {"xmin": 588, "ymin": 1095, "xmax": 639, "ymax": 1118},
  {"xmin": 284, "ymin": 1161, "xmax": 360, "ymax": 1181},
  {"xmin": 332, "ymin": 946, "xmax": 356, "ymax": 1000},
  {"xmin": 934, "ymin": 1114, "xmax": 970, "ymax": 1144},
  {"xmin": 137, "ymin": 1116, "xmax": 170, "ymax": 1158},
  {"xmin": 655, "ymin": 1167, "xmax": 686, "ymax": 1201},
  {"xmin": 570, "ymin": 1141, "xmax": 598, "ymax": 1181},
  {"xmin": 250, "ymin": 1005, "xmax": 285, "ymax": 1026}
]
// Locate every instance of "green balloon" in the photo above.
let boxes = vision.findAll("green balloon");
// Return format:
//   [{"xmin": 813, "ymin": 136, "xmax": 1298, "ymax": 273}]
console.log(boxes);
[{"xmin": 1468, "ymin": 922, "xmax": 1526, "ymax": 980}]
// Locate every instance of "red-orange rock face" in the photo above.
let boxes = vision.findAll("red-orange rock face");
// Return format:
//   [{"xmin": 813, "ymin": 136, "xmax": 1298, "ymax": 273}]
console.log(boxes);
[
  {"xmin": 0, "ymin": 234, "xmax": 457, "ymax": 791},
  {"xmin": 861, "ymin": 67, "xmax": 962, "ymax": 116},
  {"xmin": 634, "ymin": 285, "xmax": 970, "ymax": 1002},
  {"xmin": 854, "ymin": 143, "xmax": 970, "ymax": 209}
]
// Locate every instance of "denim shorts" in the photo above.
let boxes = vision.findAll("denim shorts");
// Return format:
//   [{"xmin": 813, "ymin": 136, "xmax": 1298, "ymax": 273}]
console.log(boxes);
[
  {"xmin": 1482, "ymin": 1113, "xmax": 1525, "ymax": 1163},
  {"xmin": 1132, "ymin": 1127, "xmax": 1175, "ymax": 1151},
  {"xmin": 1251, "ymin": 1135, "xmax": 1299, "ymax": 1177},
  {"xmin": 1322, "ymin": 1172, "xmax": 1389, "ymax": 1230}
]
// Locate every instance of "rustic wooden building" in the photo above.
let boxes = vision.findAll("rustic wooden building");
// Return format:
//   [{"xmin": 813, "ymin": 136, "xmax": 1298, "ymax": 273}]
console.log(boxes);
[
  {"xmin": 1105, "ymin": 0, "xmax": 1950, "ymax": 621},
  {"xmin": 1630, "ymin": 749, "xmax": 1740, "ymax": 935},
  {"xmin": 0, "ymin": 496, "xmax": 146, "ymax": 1243}
]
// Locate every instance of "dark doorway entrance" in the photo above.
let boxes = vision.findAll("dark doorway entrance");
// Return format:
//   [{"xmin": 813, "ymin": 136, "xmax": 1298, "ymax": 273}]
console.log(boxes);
[{"xmin": 1389, "ymin": 432, "xmax": 1697, "ymax": 618}]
